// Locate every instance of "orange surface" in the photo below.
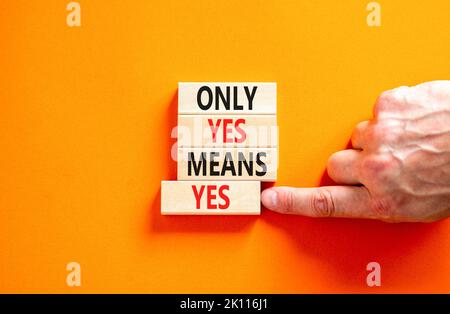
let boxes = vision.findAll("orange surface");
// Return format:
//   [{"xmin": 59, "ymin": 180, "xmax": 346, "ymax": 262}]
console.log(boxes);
[{"xmin": 0, "ymin": 0, "xmax": 449, "ymax": 293}]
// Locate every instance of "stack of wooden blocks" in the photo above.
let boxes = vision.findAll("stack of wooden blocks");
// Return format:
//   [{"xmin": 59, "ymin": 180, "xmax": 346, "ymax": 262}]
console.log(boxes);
[{"xmin": 161, "ymin": 82, "xmax": 277, "ymax": 215}]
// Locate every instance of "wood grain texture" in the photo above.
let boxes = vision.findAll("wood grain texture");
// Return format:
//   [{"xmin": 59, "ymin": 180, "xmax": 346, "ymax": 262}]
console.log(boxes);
[
  {"xmin": 161, "ymin": 180, "xmax": 261, "ymax": 215},
  {"xmin": 177, "ymin": 148, "xmax": 278, "ymax": 181},
  {"xmin": 177, "ymin": 115, "xmax": 278, "ymax": 148},
  {"xmin": 178, "ymin": 82, "xmax": 276, "ymax": 114}
]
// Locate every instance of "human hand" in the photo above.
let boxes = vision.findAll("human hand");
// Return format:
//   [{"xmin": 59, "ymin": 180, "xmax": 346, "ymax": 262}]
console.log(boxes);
[{"xmin": 262, "ymin": 81, "xmax": 450, "ymax": 222}]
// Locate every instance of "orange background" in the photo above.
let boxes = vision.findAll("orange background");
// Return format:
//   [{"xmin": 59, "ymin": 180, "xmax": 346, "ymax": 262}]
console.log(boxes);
[{"xmin": 1, "ymin": 0, "xmax": 449, "ymax": 293}]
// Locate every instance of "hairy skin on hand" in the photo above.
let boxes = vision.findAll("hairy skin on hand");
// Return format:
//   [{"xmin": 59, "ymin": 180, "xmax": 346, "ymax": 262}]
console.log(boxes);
[
  {"xmin": 353, "ymin": 81, "xmax": 450, "ymax": 222},
  {"xmin": 262, "ymin": 81, "xmax": 450, "ymax": 222}
]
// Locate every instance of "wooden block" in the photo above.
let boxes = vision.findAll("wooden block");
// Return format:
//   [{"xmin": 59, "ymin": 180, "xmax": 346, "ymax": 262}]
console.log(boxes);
[
  {"xmin": 177, "ymin": 115, "xmax": 278, "ymax": 148},
  {"xmin": 178, "ymin": 82, "xmax": 276, "ymax": 115},
  {"xmin": 177, "ymin": 148, "xmax": 278, "ymax": 182},
  {"xmin": 161, "ymin": 180, "xmax": 260, "ymax": 215}
]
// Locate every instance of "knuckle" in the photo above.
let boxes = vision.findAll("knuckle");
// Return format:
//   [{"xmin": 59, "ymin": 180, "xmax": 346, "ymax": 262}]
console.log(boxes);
[
  {"xmin": 374, "ymin": 87, "xmax": 409, "ymax": 116},
  {"xmin": 390, "ymin": 86, "xmax": 409, "ymax": 101},
  {"xmin": 370, "ymin": 198, "xmax": 393, "ymax": 220},
  {"xmin": 350, "ymin": 128, "xmax": 359, "ymax": 143},
  {"xmin": 379, "ymin": 90, "xmax": 395, "ymax": 103},
  {"xmin": 368, "ymin": 125, "xmax": 390, "ymax": 144},
  {"xmin": 283, "ymin": 190, "xmax": 295, "ymax": 213},
  {"xmin": 327, "ymin": 152, "xmax": 340, "ymax": 171},
  {"xmin": 374, "ymin": 92, "xmax": 393, "ymax": 114},
  {"xmin": 369, "ymin": 124, "xmax": 386, "ymax": 141},
  {"xmin": 351, "ymin": 121, "xmax": 369, "ymax": 148},
  {"xmin": 361, "ymin": 155, "xmax": 393, "ymax": 177},
  {"xmin": 354, "ymin": 120, "xmax": 369, "ymax": 135},
  {"xmin": 326, "ymin": 151, "xmax": 348, "ymax": 181},
  {"xmin": 311, "ymin": 188, "xmax": 335, "ymax": 217},
  {"xmin": 371, "ymin": 120, "xmax": 404, "ymax": 143}
]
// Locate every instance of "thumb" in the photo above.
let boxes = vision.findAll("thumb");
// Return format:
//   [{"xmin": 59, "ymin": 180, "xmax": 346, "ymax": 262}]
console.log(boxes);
[{"xmin": 261, "ymin": 186, "xmax": 376, "ymax": 219}]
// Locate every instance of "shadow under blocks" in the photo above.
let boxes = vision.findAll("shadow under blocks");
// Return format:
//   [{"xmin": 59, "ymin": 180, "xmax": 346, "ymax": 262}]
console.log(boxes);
[{"xmin": 151, "ymin": 87, "xmax": 259, "ymax": 232}]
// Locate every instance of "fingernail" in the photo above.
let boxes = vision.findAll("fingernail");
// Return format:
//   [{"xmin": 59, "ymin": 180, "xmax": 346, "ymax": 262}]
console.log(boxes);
[{"xmin": 262, "ymin": 189, "xmax": 279, "ymax": 209}]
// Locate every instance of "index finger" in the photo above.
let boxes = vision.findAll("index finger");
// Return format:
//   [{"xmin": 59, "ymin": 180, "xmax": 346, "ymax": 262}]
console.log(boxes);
[{"xmin": 261, "ymin": 186, "xmax": 377, "ymax": 219}]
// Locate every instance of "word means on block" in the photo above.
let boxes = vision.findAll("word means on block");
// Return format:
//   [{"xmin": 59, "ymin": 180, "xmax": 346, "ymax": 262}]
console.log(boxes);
[
  {"xmin": 177, "ymin": 115, "xmax": 278, "ymax": 148},
  {"xmin": 178, "ymin": 82, "xmax": 276, "ymax": 114},
  {"xmin": 177, "ymin": 148, "xmax": 278, "ymax": 181},
  {"xmin": 161, "ymin": 180, "xmax": 260, "ymax": 215}
]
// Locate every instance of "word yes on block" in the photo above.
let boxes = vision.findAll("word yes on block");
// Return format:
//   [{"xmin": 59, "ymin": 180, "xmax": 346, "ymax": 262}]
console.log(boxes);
[
  {"xmin": 178, "ymin": 82, "xmax": 276, "ymax": 114},
  {"xmin": 161, "ymin": 181, "xmax": 260, "ymax": 215},
  {"xmin": 177, "ymin": 115, "xmax": 278, "ymax": 147}
]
